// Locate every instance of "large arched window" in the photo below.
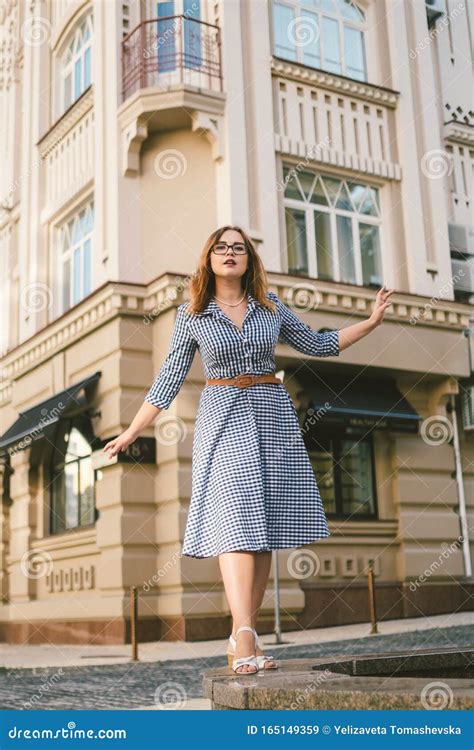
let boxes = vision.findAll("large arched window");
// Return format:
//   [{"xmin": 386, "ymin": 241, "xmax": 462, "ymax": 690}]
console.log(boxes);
[
  {"xmin": 50, "ymin": 417, "xmax": 96, "ymax": 535},
  {"xmin": 272, "ymin": 0, "xmax": 367, "ymax": 81},
  {"xmin": 61, "ymin": 15, "xmax": 93, "ymax": 112}
]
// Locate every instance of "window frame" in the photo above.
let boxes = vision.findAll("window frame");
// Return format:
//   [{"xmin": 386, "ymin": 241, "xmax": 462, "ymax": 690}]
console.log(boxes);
[
  {"xmin": 59, "ymin": 200, "xmax": 94, "ymax": 313},
  {"xmin": 306, "ymin": 426, "xmax": 379, "ymax": 520},
  {"xmin": 282, "ymin": 166, "xmax": 383, "ymax": 286},
  {"xmin": 61, "ymin": 14, "xmax": 93, "ymax": 114},
  {"xmin": 271, "ymin": 0, "xmax": 368, "ymax": 82},
  {"xmin": 48, "ymin": 415, "xmax": 98, "ymax": 536}
]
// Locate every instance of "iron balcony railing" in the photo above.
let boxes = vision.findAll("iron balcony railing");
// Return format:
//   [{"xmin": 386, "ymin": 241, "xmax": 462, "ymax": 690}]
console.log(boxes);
[{"xmin": 122, "ymin": 15, "xmax": 223, "ymax": 101}]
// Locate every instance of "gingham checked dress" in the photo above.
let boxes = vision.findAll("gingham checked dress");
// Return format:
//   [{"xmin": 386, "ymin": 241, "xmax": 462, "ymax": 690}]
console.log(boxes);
[{"xmin": 144, "ymin": 290, "xmax": 340, "ymax": 558}]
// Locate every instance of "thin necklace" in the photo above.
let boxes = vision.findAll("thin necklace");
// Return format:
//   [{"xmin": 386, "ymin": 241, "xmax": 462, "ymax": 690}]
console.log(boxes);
[{"xmin": 213, "ymin": 292, "xmax": 247, "ymax": 307}]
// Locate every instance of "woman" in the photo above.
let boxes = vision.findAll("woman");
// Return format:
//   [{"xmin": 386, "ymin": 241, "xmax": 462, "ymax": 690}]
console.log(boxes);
[{"xmin": 103, "ymin": 225, "xmax": 394, "ymax": 674}]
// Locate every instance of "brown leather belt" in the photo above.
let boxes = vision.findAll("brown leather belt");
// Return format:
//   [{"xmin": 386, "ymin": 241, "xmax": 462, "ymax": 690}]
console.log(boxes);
[{"xmin": 206, "ymin": 373, "xmax": 282, "ymax": 388}]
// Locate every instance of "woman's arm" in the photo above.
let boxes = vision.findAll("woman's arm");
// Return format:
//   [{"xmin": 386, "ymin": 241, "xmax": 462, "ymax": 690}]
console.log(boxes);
[
  {"xmin": 102, "ymin": 303, "xmax": 197, "ymax": 460},
  {"xmin": 102, "ymin": 401, "xmax": 161, "ymax": 459},
  {"xmin": 338, "ymin": 286, "xmax": 394, "ymax": 352}
]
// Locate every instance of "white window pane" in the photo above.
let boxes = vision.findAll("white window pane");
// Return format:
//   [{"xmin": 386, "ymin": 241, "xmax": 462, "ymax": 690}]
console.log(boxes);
[
  {"xmin": 340, "ymin": 440, "xmax": 375, "ymax": 515},
  {"xmin": 84, "ymin": 46, "xmax": 91, "ymax": 88},
  {"xmin": 72, "ymin": 218, "xmax": 82, "ymax": 244},
  {"xmin": 83, "ymin": 239, "xmax": 92, "ymax": 297},
  {"xmin": 64, "ymin": 462, "xmax": 79, "ymax": 529},
  {"xmin": 314, "ymin": 211, "xmax": 333, "ymax": 279},
  {"xmin": 321, "ymin": 16, "xmax": 341, "ymax": 74},
  {"xmin": 359, "ymin": 223, "xmax": 382, "ymax": 285},
  {"xmin": 335, "ymin": 182, "xmax": 354, "ymax": 211},
  {"xmin": 286, "ymin": 208, "xmax": 308, "ymax": 275},
  {"xmin": 74, "ymin": 58, "xmax": 82, "ymax": 99},
  {"xmin": 338, "ymin": 0, "xmax": 364, "ymax": 22},
  {"xmin": 64, "ymin": 73, "xmax": 72, "ymax": 109},
  {"xmin": 283, "ymin": 167, "xmax": 305, "ymax": 199},
  {"xmin": 310, "ymin": 176, "xmax": 329, "ymax": 205},
  {"xmin": 273, "ymin": 4, "xmax": 297, "ymax": 60},
  {"xmin": 63, "ymin": 258, "xmax": 71, "ymax": 311},
  {"xmin": 344, "ymin": 26, "xmax": 366, "ymax": 80},
  {"xmin": 73, "ymin": 247, "xmax": 81, "ymax": 304},
  {"xmin": 300, "ymin": 10, "xmax": 321, "ymax": 68},
  {"xmin": 336, "ymin": 214, "xmax": 356, "ymax": 283},
  {"xmin": 359, "ymin": 187, "xmax": 378, "ymax": 216}
]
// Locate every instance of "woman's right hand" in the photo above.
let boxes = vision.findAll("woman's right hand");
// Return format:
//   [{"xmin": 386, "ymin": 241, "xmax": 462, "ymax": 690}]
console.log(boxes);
[{"xmin": 102, "ymin": 429, "xmax": 137, "ymax": 459}]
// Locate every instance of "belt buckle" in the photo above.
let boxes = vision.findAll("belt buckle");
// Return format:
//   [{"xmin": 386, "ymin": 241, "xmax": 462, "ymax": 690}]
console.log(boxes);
[{"xmin": 235, "ymin": 374, "xmax": 255, "ymax": 388}]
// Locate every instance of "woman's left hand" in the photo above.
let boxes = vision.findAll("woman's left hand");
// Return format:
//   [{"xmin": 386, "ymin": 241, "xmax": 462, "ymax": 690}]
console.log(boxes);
[{"xmin": 369, "ymin": 286, "xmax": 395, "ymax": 327}]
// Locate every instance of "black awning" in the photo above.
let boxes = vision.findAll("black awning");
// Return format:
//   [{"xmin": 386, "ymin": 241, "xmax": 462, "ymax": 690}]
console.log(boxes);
[
  {"xmin": 307, "ymin": 374, "xmax": 421, "ymax": 433},
  {"xmin": 0, "ymin": 371, "xmax": 101, "ymax": 455}
]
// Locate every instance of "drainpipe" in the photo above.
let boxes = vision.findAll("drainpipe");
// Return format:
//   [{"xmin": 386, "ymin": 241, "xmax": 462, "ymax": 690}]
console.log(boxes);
[
  {"xmin": 448, "ymin": 323, "xmax": 473, "ymax": 578},
  {"xmin": 271, "ymin": 369, "xmax": 286, "ymax": 645},
  {"xmin": 449, "ymin": 393, "xmax": 472, "ymax": 578}
]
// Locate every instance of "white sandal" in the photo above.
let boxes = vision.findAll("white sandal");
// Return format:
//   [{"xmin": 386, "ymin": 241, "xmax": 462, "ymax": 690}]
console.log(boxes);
[
  {"xmin": 226, "ymin": 625, "xmax": 258, "ymax": 674},
  {"xmin": 227, "ymin": 627, "xmax": 278, "ymax": 670},
  {"xmin": 251, "ymin": 628, "xmax": 278, "ymax": 670}
]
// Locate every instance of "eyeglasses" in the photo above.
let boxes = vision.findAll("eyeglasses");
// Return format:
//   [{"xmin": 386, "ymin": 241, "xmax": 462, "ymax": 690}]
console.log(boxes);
[{"xmin": 212, "ymin": 242, "xmax": 247, "ymax": 255}]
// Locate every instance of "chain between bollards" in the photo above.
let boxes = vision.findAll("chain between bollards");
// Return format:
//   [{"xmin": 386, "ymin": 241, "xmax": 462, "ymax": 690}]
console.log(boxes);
[
  {"xmin": 367, "ymin": 561, "xmax": 378, "ymax": 634},
  {"xmin": 130, "ymin": 585, "xmax": 139, "ymax": 661}
]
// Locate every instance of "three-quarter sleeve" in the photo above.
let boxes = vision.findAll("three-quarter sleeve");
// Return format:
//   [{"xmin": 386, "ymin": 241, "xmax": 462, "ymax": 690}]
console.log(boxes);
[
  {"xmin": 269, "ymin": 291, "xmax": 340, "ymax": 358},
  {"xmin": 144, "ymin": 303, "xmax": 198, "ymax": 410}
]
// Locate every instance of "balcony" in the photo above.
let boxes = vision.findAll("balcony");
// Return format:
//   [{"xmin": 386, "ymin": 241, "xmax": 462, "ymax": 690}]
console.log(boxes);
[
  {"xmin": 122, "ymin": 15, "xmax": 222, "ymax": 101},
  {"xmin": 118, "ymin": 15, "xmax": 225, "ymax": 176},
  {"xmin": 271, "ymin": 58, "xmax": 401, "ymax": 182}
]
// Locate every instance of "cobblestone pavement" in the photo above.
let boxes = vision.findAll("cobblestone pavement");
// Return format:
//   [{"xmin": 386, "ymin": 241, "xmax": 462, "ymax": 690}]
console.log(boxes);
[{"xmin": 1, "ymin": 625, "xmax": 471, "ymax": 710}]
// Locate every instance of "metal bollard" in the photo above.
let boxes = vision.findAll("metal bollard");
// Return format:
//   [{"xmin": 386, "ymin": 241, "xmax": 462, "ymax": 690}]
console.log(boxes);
[
  {"xmin": 367, "ymin": 561, "xmax": 378, "ymax": 634},
  {"xmin": 130, "ymin": 585, "xmax": 139, "ymax": 661}
]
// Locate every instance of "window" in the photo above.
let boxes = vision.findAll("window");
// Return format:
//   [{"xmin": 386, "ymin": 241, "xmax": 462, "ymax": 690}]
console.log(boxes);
[
  {"xmin": 272, "ymin": 0, "xmax": 367, "ymax": 81},
  {"xmin": 50, "ymin": 417, "xmax": 97, "ymax": 535},
  {"xmin": 62, "ymin": 15, "xmax": 93, "ymax": 112},
  {"xmin": 307, "ymin": 428, "xmax": 377, "ymax": 518},
  {"xmin": 60, "ymin": 201, "xmax": 94, "ymax": 312},
  {"xmin": 283, "ymin": 165, "xmax": 382, "ymax": 286},
  {"xmin": 156, "ymin": 0, "xmax": 202, "ymax": 72}
]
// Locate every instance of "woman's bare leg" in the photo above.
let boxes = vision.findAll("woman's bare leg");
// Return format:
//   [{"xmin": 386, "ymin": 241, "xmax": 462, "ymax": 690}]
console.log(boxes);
[
  {"xmin": 219, "ymin": 551, "xmax": 258, "ymax": 672},
  {"xmin": 250, "ymin": 552, "xmax": 277, "ymax": 666}
]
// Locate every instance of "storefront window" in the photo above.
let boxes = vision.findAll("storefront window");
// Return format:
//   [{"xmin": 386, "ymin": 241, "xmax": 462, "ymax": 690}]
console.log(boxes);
[
  {"xmin": 307, "ymin": 429, "xmax": 377, "ymax": 518},
  {"xmin": 50, "ymin": 417, "xmax": 96, "ymax": 534}
]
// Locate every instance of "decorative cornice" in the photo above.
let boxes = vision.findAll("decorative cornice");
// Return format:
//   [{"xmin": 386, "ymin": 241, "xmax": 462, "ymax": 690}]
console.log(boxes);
[
  {"xmin": 269, "ymin": 278, "xmax": 472, "ymax": 330},
  {"xmin": 0, "ymin": 274, "xmax": 471, "ymax": 403},
  {"xmin": 271, "ymin": 57, "xmax": 399, "ymax": 108},
  {"xmin": 444, "ymin": 121, "xmax": 474, "ymax": 146},
  {"xmin": 37, "ymin": 86, "xmax": 93, "ymax": 157}
]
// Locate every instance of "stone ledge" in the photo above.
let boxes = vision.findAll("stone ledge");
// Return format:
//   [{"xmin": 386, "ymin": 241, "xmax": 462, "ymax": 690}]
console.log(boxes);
[{"xmin": 203, "ymin": 650, "xmax": 474, "ymax": 710}]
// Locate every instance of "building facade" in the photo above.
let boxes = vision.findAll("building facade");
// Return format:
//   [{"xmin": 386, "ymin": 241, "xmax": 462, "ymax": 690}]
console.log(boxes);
[{"xmin": 0, "ymin": 0, "xmax": 473, "ymax": 644}]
